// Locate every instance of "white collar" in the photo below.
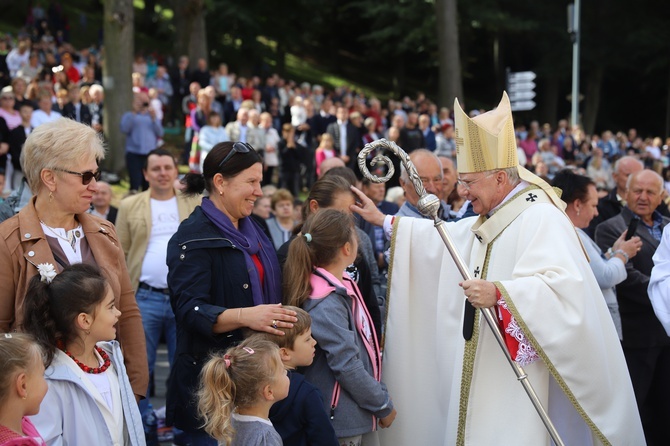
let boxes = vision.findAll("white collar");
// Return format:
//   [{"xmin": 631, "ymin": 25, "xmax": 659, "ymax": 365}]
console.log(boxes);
[
  {"xmin": 232, "ymin": 412, "xmax": 273, "ymax": 426},
  {"xmin": 489, "ymin": 180, "xmax": 529, "ymax": 216}
]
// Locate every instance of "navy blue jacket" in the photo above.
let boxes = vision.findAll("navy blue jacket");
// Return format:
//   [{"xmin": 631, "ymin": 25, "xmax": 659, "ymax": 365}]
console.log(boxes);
[
  {"xmin": 270, "ymin": 371, "xmax": 338, "ymax": 446},
  {"xmin": 166, "ymin": 205, "xmax": 257, "ymax": 431}
]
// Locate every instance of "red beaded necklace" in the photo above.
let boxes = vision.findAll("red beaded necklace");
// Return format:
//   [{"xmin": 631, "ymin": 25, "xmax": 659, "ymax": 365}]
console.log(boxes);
[{"xmin": 62, "ymin": 345, "xmax": 111, "ymax": 374}]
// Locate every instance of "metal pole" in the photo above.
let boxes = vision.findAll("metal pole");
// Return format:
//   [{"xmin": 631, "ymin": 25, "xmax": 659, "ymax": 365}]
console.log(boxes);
[
  {"xmin": 570, "ymin": 0, "xmax": 581, "ymax": 129},
  {"xmin": 358, "ymin": 139, "xmax": 566, "ymax": 446}
]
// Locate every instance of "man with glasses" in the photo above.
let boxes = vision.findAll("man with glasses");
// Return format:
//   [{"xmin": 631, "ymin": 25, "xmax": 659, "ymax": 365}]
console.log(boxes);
[
  {"xmin": 395, "ymin": 149, "xmax": 451, "ymax": 220},
  {"xmin": 354, "ymin": 92, "xmax": 643, "ymax": 445}
]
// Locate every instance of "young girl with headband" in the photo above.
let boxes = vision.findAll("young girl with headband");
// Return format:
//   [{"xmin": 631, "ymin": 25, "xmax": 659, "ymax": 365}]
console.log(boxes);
[
  {"xmin": 0, "ymin": 333, "xmax": 47, "ymax": 446},
  {"xmin": 197, "ymin": 337, "xmax": 289, "ymax": 446},
  {"xmin": 283, "ymin": 209, "xmax": 396, "ymax": 446},
  {"xmin": 21, "ymin": 263, "xmax": 145, "ymax": 446}
]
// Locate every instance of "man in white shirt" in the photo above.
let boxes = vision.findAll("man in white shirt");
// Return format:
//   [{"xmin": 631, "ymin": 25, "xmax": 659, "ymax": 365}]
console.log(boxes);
[{"xmin": 115, "ymin": 148, "xmax": 201, "ymax": 418}]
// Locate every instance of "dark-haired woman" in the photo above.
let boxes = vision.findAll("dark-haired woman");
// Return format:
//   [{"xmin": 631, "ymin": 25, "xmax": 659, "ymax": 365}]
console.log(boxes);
[
  {"xmin": 552, "ymin": 169, "xmax": 642, "ymax": 339},
  {"xmin": 166, "ymin": 141, "xmax": 297, "ymax": 445}
]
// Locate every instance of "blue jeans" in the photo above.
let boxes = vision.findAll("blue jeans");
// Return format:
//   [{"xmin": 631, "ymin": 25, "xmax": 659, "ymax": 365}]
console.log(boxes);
[{"xmin": 136, "ymin": 285, "xmax": 176, "ymax": 414}]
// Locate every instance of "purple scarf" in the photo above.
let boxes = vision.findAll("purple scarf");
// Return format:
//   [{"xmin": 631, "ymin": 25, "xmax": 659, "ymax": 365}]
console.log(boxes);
[{"xmin": 201, "ymin": 197, "xmax": 281, "ymax": 305}]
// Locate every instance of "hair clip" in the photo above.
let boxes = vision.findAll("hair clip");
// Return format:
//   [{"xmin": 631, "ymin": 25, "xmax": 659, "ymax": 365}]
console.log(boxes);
[
  {"xmin": 303, "ymin": 233, "xmax": 312, "ymax": 243},
  {"xmin": 242, "ymin": 346, "xmax": 255, "ymax": 354},
  {"xmin": 37, "ymin": 263, "xmax": 57, "ymax": 284},
  {"xmin": 223, "ymin": 354, "xmax": 231, "ymax": 368}
]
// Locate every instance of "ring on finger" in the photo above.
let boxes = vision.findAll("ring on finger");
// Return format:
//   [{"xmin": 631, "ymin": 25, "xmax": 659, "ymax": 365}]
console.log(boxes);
[{"xmin": 272, "ymin": 319, "xmax": 278, "ymax": 329}]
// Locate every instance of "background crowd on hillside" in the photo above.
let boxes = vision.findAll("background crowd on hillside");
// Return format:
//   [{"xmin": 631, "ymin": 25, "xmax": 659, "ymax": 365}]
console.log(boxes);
[
  {"xmin": 4, "ymin": 4, "xmax": 670, "ymax": 446},
  {"xmin": 2, "ymin": 15, "xmax": 670, "ymax": 201}
]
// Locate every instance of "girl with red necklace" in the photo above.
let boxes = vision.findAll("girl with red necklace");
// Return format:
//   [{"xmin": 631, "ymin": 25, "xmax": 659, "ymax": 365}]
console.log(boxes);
[{"xmin": 21, "ymin": 263, "xmax": 145, "ymax": 446}]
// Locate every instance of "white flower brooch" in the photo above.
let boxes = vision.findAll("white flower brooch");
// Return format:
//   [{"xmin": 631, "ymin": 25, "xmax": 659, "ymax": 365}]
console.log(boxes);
[{"xmin": 37, "ymin": 263, "xmax": 57, "ymax": 284}]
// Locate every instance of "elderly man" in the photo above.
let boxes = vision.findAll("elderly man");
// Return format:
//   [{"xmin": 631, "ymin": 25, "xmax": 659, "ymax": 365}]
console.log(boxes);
[
  {"xmin": 224, "ymin": 107, "xmax": 263, "ymax": 150},
  {"xmin": 437, "ymin": 155, "xmax": 457, "ymax": 201},
  {"xmin": 596, "ymin": 169, "xmax": 670, "ymax": 446},
  {"xmin": 352, "ymin": 92, "xmax": 643, "ymax": 445},
  {"xmin": 89, "ymin": 181, "xmax": 117, "ymax": 224},
  {"xmin": 586, "ymin": 156, "xmax": 643, "ymax": 237},
  {"xmin": 396, "ymin": 149, "xmax": 451, "ymax": 220},
  {"xmin": 317, "ymin": 156, "xmax": 345, "ymax": 178}
]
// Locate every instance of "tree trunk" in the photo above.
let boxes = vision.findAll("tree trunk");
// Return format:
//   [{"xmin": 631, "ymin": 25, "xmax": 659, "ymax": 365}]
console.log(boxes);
[
  {"xmin": 276, "ymin": 39, "xmax": 287, "ymax": 77},
  {"xmin": 392, "ymin": 56, "xmax": 405, "ymax": 99},
  {"xmin": 170, "ymin": 0, "xmax": 206, "ymax": 66},
  {"xmin": 102, "ymin": 0, "xmax": 134, "ymax": 174},
  {"xmin": 435, "ymin": 0, "xmax": 463, "ymax": 108},
  {"xmin": 140, "ymin": 0, "xmax": 158, "ymax": 36},
  {"xmin": 188, "ymin": 2, "xmax": 208, "ymax": 64},
  {"xmin": 583, "ymin": 66, "xmax": 604, "ymax": 136}
]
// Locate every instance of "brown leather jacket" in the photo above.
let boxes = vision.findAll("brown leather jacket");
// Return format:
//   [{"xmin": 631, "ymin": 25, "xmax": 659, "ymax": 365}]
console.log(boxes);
[{"xmin": 0, "ymin": 197, "xmax": 149, "ymax": 398}]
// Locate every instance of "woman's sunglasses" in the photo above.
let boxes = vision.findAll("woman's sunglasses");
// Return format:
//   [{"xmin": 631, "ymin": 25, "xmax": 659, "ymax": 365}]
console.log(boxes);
[
  {"xmin": 218, "ymin": 142, "xmax": 252, "ymax": 168},
  {"xmin": 53, "ymin": 168, "xmax": 102, "ymax": 185}
]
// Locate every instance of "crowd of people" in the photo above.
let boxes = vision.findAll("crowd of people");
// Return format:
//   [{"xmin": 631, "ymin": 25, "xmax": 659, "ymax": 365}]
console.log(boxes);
[{"xmin": 2, "ymin": 8, "xmax": 670, "ymax": 446}]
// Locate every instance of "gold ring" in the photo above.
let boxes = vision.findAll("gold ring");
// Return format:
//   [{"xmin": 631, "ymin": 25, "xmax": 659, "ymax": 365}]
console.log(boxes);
[{"xmin": 272, "ymin": 320, "xmax": 278, "ymax": 329}]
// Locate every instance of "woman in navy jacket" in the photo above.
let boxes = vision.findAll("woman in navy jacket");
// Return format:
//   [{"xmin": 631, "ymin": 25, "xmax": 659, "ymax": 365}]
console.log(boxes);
[{"xmin": 166, "ymin": 141, "xmax": 297, "ymax": 445}]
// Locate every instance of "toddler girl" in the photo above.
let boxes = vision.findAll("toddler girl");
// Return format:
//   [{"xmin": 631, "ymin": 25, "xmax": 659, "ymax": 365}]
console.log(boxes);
[
  {"xmin": 0, "ymin": 333, "xmax": 47, "ymax": 446},
  {"xmin": 315, "ymin": 133, "xmax": 336, "ymax": 177},
  {"xmin": 198, "ymin": 337, "xmax": 289, "ymax": 446},
  {"xmin": 22, "ymin": 263, "xmax": 145, "ymax": 446},
  {"xmin": 283, "ymin": 209, "xmax": 396, "ymax": 446}
]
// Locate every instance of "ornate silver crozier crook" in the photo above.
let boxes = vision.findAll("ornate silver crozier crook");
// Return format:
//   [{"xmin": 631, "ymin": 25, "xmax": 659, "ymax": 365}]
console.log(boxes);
[{"xmin": 357, "ymin": 139, "xmax": 565, "ymax": 446}]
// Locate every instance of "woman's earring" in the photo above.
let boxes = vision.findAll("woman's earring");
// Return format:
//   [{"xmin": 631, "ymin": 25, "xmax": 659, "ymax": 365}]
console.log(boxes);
[
  {"xmin": 49, "ymin": 191, "xmax": 54, "ymax": 203},
  {"xmin": 219, "ymin": 189, "xmax": 223, "ymax": 196}
]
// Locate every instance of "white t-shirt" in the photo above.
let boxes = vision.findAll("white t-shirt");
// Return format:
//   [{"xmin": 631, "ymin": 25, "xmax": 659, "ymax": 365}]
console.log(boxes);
[{"xmin": 139, "ymin": 197, "xmax": 179, "ymax": 289}]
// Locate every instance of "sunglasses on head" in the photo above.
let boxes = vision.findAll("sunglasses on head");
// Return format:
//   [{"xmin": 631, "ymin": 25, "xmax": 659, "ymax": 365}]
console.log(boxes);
[
  {"xmin": 53, "ymin": 167, "xmax": 102, "ymax": 185},
  {"xmin": 218, "ymin": 142, "xmax": 252, "ymax": 168}
]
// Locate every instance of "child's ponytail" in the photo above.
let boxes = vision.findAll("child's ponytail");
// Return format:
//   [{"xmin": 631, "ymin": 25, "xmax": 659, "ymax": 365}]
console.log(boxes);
[
  {"xmin": 197, "ymin": 337, "xmax": 282, "ymax": 445},
  {"xmin": 283, "ymin": 209, "xmax": 356, "ymax": 307},
  {"xmin": 283, "ymin": 231, "xmax": 316, "ymax": 307},
  {"xmin": 198, "ymin": 352, "xmax": 236, "ymax": 444},
  {"xmin": 21, "ymin": 273, "xmax": 60, "ymax": 368}
]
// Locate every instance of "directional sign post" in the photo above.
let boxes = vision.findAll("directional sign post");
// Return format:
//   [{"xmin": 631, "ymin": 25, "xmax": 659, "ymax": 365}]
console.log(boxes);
[{"xmin": 507, "ymin": 70, "xmax": 536, "ymax": 112}]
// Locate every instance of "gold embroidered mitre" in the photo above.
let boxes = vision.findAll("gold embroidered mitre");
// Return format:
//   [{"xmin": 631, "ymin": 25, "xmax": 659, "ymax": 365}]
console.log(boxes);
[
  {"xmin": 454, "ymin": 91, "xmax": 517, "ymax": 173},
  {"xmin": 454, "ymin": 91, "xmax": 567, "ymax": 212}
]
